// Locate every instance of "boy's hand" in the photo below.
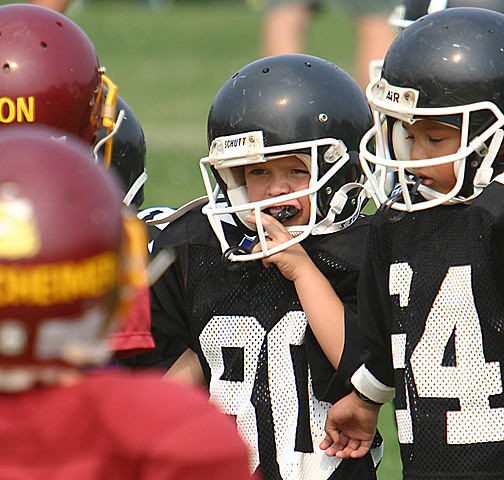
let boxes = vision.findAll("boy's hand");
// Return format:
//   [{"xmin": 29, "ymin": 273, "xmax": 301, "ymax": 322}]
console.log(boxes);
[
  {"xmin": 245, "ymin": 212, "xmax": 312, "ymax": 281},
  {"xmin": 320, "ymin": 391, "xmax": 381, "ymax": 459}
]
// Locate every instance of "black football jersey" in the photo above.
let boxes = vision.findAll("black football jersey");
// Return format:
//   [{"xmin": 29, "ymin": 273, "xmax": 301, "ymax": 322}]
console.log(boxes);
[
  {"xmin": 358, "ymin": 177, "xmax": 504, "ymax": 479},
  {"xmin": 149, "ymin": 206, "xmax": 382, "ymax": 480}
]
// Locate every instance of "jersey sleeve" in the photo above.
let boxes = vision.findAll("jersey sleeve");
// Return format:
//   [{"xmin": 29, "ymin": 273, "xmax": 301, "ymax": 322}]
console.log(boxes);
[
  {"xmin": 305, "ymin": 219, "xmax": 375, "ymax": 403},
  {"xmin": 306, "ymin": 303, "xmax": 366, "ymax": 403},
  {"xmin": 150, "ymin": 241, "xmax": 195, "ymax": 346},
  {"xmin": 490, "ymin": 179, "xmax": 504, "ymax": 284},
  {"xmin": 121, "ymin": 219, "xmax": 195, "ymax": 370},
  {"xmin": 108, "ymin": 211, "xmax": 155, "ymax": 359},
  {"xmin": 351, "ymin": 218, "xmax": 396, "ymax": 403},
  {"xmin": 108, "ymin": 285, "xmax": 155, "ymax": 359}
]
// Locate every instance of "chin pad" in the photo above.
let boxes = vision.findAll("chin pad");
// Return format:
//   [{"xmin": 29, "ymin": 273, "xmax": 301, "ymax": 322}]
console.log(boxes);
[{"xmin": 227, "ymin": 185, "xmax": 255, "ymax": 231}]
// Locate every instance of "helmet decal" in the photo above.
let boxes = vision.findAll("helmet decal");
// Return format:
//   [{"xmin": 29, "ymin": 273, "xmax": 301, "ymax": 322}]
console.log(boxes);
[{"xmin": 0, "ymin": 192, "xmax": 41, "ymax": 259}]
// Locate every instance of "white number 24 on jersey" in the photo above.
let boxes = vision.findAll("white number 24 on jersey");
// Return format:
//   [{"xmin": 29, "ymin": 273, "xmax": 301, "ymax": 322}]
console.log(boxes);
[{"xmin": 390, "ymin": 263, "xmax": 504, "ymax": 445}]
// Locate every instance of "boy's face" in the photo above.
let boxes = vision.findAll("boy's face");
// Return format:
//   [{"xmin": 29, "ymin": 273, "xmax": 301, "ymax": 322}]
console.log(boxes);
[
  {"xmin": 244, "ymin": 155, "xmax": 311, "ymax": 226},
  {"xmin": 402, "ymin": 119, "xmax": 460, "ymax": 194}
]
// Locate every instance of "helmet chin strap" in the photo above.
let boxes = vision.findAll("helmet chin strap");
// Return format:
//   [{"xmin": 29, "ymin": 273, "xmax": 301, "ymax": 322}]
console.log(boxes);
[
  {"xmin": 471, "ymin": 128, "xmax": 504, "ymax": 193},
  {"xmin": 93, "ymin": 109, "xmax": 125, "ymax": 164},
  {"xmin": 123, "ymin": 170, "xmax": 148, "ymax": 207},
  {"xmin": 93, "ymin": 109, "xmax": 147, "ymax": 207},
  {"xmin": 312, "ymin": 182, "xmax": 365, "ymax": 234}
]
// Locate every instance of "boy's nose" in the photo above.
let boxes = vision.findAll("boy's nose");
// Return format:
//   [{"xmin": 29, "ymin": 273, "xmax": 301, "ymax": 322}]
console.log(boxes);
[
  {"xmin": 410, "ymin": 142, "xmax": 426, "ymax": 160},
  {"xmin": 267, "ymin": 178, "xmax": 291, "ymax": 196}
]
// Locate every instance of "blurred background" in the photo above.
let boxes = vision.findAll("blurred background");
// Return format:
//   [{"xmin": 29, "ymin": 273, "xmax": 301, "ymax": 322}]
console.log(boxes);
[
  {"xmin": 4, "ymin": 0, "xmax": 360, "ymax": 209},
  {"xmin": 1, "ymin": 0, "xmax": 402, "ymax": 478}
]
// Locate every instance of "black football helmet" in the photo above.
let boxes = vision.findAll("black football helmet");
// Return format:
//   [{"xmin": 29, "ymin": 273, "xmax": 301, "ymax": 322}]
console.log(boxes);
[
  {"xmin": 389, "ymin": 0, "xmax": 504, "ymax": 31},
  {"xmin": 96, "ymin": 92, "xmax": 147, "ymax": 209},
  {"xmin": 200, "ymin": 54, "xmax": 372, "ymax": 261},
  {"xmin": 360, "ymin": 7, "xmax": 504, "ymax": 212}
]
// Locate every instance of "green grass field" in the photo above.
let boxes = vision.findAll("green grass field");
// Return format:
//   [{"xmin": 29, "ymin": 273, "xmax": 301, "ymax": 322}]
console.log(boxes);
[
  {"xmin": 23, "ymin": 0, "xmax": 358, "ymax": 209},
  {"xmin": 2, "ymin": 0, "xmax": 402, "ymax": 477}
]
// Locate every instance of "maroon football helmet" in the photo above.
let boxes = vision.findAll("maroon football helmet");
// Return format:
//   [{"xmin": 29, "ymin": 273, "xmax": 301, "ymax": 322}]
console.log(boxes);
[
  {"xmin": 0, "ymin": 4, "xmax": 108, "ymax": 145},
  {"xmin": 0, "ymin": 127, "xmax": 128, "ymax": 391}
]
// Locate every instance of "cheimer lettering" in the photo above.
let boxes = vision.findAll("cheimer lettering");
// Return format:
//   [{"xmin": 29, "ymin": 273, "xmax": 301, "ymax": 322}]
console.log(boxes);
[
  {"xmin": 0, "ymin": 251, "xmax": 119, "ymax": 307},
  {"xmin": 0, "ymin": 96, "xmax": 35, "ymax": 123},
  {"xmin": 224, "ymin": 136, "xmax": 247, "ymax": 150}
]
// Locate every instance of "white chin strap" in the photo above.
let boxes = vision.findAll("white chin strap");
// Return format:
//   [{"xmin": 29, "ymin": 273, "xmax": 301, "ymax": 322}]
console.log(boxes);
[
  {"xmin": 472, "ymin": 128, "xmax": 504, "ymax": 192},
  {"xmin": 93, "ymin": 109, "xmax": 125, "ymax": 163},
  {"xmin": 312, "ymin": 182, "xmax": 365, "ymax": 234},
  {"xmin": 123, "ymin": 170, "xmax": 148, "ymax": 207}
]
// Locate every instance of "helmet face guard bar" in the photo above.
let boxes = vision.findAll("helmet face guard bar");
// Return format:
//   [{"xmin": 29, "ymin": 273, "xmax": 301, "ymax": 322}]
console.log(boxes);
[
  {"xmin": 200, "ymin": 133, "xmax": 352, "ymax": 262},
  {"xmin": 100, "ymin": 74, "xmax": 119, "ymax": 169}
]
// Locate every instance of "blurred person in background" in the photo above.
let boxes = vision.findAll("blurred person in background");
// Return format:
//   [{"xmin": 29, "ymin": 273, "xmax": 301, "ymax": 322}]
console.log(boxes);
[
  {"xmin": 29, "ymin": 0, "xmax": 71, "ymax": 12},
  {"xmin": 364, "ymin": 0, "xmax": 504, "ymax": 79},
  {"xmin": 253, "ymin": 0, "xmax": 397, "ymax": 87},
  {"xmin": 388, "ymin": 0, "xmax": 504, "ymax": 31}
]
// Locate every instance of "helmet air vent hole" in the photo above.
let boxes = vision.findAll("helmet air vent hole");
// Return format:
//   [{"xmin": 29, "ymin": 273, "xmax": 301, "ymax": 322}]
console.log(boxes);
[
  {"xmin": 232, "ymin": 72, "xmax": 239, "ymax": 79},
  {"xmin": 318, "ymin": 113, "xmax": 328, "ymax": 123},
  {"xmin": 40, "ymin": 42, "xmax": 48, "ymax": 50},
  {"xmin": 56, "ymin": 21, "xmax": 63, "ymax": 28},
  {"xmin": 304, "ymin": 62, "xmax": 312, "ymax": 68},
  {"xmin": 443, "ymin": 25, "xmax": 449, "ymax": 30},
  {"xmin": 2, "ymin": 63, "xmax": 10, "ymax": 73},
  {"xmin": 489, "ymin": 29, "xmax": 494, "ymax": 34},
  {"xmin": 262, "ymin": 68, "xmax": 269, "ymax": 74}
]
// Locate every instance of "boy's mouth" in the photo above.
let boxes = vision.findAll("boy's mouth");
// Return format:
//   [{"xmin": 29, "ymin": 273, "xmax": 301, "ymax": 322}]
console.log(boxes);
[{"xmin": 263, "ymin": 206, "xmax": 300, "ymax": 222}]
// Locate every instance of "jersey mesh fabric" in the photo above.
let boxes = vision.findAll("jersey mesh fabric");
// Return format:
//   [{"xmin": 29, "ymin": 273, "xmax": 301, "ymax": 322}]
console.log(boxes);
[
  {"xmin": 150, "ymin": 208, "xmax": 382, "ymax": 480},
  {"xmin": 359, "ymin": 180, "xmax": 504, "ymax": 479}
]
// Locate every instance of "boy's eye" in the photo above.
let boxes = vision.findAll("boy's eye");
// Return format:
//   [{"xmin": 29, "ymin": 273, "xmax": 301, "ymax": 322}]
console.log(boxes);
[
  {"xmin": 292, "ymin": 169, "xmax": 309, "ymax": 175},
  {"xmin": 247, "ymin": 168, "xmax": 267, "ymax": 176}
]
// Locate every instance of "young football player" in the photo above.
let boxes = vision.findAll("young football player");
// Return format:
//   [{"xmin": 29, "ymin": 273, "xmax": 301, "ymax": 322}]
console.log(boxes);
[
  {"xmin": 0, "ymin": 3, "xmax": 152, "ymax": 359},
  {"xmin": 321, "ymin": 7, "xmax": 504, "ymax": 479},
  {"xmin": 0, "ymin": 127, "xmax": 250, "ymax": 480},
  {"xmin": 142, "ymin": 53, "xmax": 383, "ymax": 480}
]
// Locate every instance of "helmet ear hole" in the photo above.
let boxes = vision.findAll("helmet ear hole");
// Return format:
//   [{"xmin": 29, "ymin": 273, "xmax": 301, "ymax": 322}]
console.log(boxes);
[{"xmin": 346, "ymin": 163, "xmax": 359, "ymax": 183}]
